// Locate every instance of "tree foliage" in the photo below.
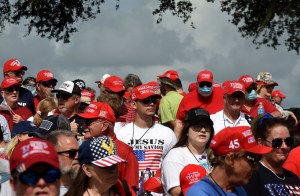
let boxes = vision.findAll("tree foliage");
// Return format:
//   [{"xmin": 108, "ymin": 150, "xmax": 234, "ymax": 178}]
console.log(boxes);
[{"xmin": 0, "ymin": 0, "xmax": 299, "ymax": 54}]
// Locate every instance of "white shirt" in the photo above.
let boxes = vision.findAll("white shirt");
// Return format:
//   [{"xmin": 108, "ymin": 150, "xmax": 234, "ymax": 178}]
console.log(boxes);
[{"xmin": 210, "ymin": 110, "xmax": 250, "ymax": 135}]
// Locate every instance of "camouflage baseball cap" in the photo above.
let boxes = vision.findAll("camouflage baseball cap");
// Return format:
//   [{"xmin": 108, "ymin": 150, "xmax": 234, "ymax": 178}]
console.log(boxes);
[{"xmin": 256, "ymin": 72, "xmax": 278, "ymax": 86}]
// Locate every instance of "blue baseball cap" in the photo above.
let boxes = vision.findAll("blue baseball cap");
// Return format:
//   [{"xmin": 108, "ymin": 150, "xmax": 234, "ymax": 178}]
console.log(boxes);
[
  {"xmin": 12, "ymin": 121, "xmax": 37, "ymax": 138},
  {"xmin": 78, "ymin": 136, "xmax": 126, "ymax": 167}
]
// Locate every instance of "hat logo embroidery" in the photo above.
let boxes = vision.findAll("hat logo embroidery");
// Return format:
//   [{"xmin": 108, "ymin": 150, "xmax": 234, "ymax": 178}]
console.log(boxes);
[
  {"xmin": 10, "ymin": 60, "xmax": 21, "ymax": 67},
  {"xmin": 21, "ymin": 141, "xmax": 49, "ymax": 158},
  {"xmin": 43, "ymin": 72, "xmax": 53, "ymax": 78},
  {"xmin": 242, "ymin": 77, "xmax": 253, "ymax": 83},
  {"xmin": 201, "ymin": 74, "xmax": 211, "ymax": 79},
  {"xmin": 230, "ymin": 82, "xmax": 243, "ymax": 89},
  {"xmin": 101, "ymin": 139, "xmax": 114, "ymax": 155},
  {"xmin": 248, "ymin": 136, "xmax": 255, "ymax": 144},
  {"xmin": 99, "ymin": 110, "xmax": 108, "ymax": 117},
  {"xmin": 242, "ymin": 129, "xmax": 252, "ymax": 137}
]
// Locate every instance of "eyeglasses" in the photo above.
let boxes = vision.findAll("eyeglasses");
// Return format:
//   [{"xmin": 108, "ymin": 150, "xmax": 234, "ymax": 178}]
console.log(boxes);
[
  {"xmin": 265, "ymin": 137, "xmax": 294, "ymax": 148},
  {"xmin": 198, "ymin": 82, "xmax": 212, "ymax": 88},
  {"xmin": 41, "ymin": 81, "xmax": 57, "ymax": 88},
  {"xmin": 140, "ymin": 98, "xmax": 158, "ymax": 105},
  {"xmin": 18, "ymin": 169, "xmax": 61, "ymax": 185},
  {"xmin": 190, "ymin": 124, "xmax": 211, "ymax": 132},
  {"xmin": 84, "ymin": 119, "xmax": 103, "ymax": 127},
  {"xmin": 11, "ymin": 70, "xmax": 25, "ymax": 76},
  {"xmin": 246, "ymin": 86, "xmax": 257, "ymax": 93},
  {"xmin": 56, "ymin": 93, "xmax": 72, "ymax": 100},
  {"xmin": 5, "ymin": 86, "xmax": 20, "ymax": 92},
  {"xmin": 57, "ymin": 149, "xmax": 79, "ymax": 159},
  {"xmin": 242, "ymin": 153, "xmax": 258, "ymax": 167}
]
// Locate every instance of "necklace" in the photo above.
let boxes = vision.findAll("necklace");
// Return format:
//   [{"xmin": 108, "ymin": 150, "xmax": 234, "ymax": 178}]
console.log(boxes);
[
  {"xmin": 187, "ymin": 145, "xmax": 206, "ymax": 164},
  {"xmin": 259, "ymin": 161, "xmax": 285, "ymax": 180},
  {"xmin": 208, "ymin": 173, "xmax": 227, "ymax": 196},
  {"xmin": 131, "ymin": 121, "xmax": 153, "ymax": 149}
]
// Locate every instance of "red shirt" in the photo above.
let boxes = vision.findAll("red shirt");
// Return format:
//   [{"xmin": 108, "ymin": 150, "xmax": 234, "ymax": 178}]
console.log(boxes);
[
  {"xmin": 0, "ymin": 106, "xmax": 33, "ymax": 132},
  {"xmin": 176, "ymin": 87, "xmax": 224, "ymax": 120},
  {"xmin": 118, "ymin": 101, "xmax": 135, "ymax": 123},
  {"xmin": 112, "ymin": 134, "xmax": 139, "ymax": 195},
  {"xmin": 33, "ymin": 96, "xmax": 42, "ymax": 112},
  {"xmin": 242, "ymin": 97, "xmax": 279, "ymax": 118}
]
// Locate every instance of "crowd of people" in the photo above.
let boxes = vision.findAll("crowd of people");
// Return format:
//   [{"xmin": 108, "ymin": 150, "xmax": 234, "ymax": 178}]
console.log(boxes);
[{"xmin": 0, "ymin": 58, "xmax": 300, "ymax": 196}]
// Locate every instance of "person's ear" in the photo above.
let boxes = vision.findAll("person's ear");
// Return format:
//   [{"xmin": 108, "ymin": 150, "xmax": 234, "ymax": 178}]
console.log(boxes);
[
  {"xmin": 132, "ymin": 101, "xmax": 137, "ymax": 110},
  {"xmin": 74, "ymin": 95, "xmax": 81, "ymax": 104},
  {"xmin": 82, "ymin": 164, "xmax": 92, "ymax": 177},
  {"xmin": 225, "ymin": 152, "xmax": 235, "ymax": 166}
]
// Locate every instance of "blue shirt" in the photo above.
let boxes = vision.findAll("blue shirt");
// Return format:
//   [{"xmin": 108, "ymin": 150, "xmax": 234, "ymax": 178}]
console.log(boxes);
[{"xmin": 187, "ymin": 177, "xmax": 247, "ymax": 196}]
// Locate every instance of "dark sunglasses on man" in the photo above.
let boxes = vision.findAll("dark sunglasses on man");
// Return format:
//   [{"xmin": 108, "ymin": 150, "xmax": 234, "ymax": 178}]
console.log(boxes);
[
  {"xmin": 246, "ymin": 85, "xmax": 258, "ymax": 93},
  {"xmin": 41, "ymin": 80, "xmax": 57, "ymax": 88},
  {"xmin": 139, "ymin": 97, "xmax": 159, "ymax": 105},
  {"xmin": 57, "ymin": 149, "xmax": 79, "ymax": 159},
  {"xmin": 198, "ymin": 82, "xmax": 212, "ymax": 88},
  {"xmin": 4, "ymin": 86, "xmax": 20, "ymax": 93},
  {"xmin": 11, "ymin": 70, "xmax": 25, "ymax": 77}
]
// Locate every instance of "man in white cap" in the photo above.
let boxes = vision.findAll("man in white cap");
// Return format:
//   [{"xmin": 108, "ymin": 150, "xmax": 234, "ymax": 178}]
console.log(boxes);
[{"xmin": 95, "ymin": 73, "xmax": 110, "ymax": 95}]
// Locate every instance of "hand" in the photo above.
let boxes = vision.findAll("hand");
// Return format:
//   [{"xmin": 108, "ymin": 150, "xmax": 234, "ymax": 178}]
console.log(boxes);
[
  {"xmin": 12, "ymin": 114, "xmax": 23, "ymax": 124},
  {"xmin": 70, "ymin": 119, "xmax": 79, "ymax": 134},
  {"xmin": 289, "ymin": 111, "xmax": 298, "ymax": 126}
]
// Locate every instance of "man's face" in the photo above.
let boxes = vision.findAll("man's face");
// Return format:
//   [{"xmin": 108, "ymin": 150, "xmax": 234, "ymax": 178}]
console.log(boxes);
[
  {"xmin": 224, "ymin": 92, "xmax": 245, "ymax": 113},
  {"xmin": 83, "ymin": 118, "xmax": 107, "ymax": 140},
  {"xmin": 37, "ymin": 80, "xmax": 57, "ymax": 99},
  {"xmin": 133, "ymin": 96, "xmax": 158, "ymax": 116},
  {"xmin": 11, "ymin": 163, "xmax": 60, "ymax": 196},
  {"xmin": 5, "ymin": 70, "xmax": 25, "ymax": 83},
  {"xmin": 56, "ymin": 93, "xmax": 79, "ymax": 115},
  {"xmin": 56, "ymin": 135, "xmax": 80, "ymax": 180},
  {"xmin": 1, "ymin": 85, "xmax": 20, "ymax": 104}
]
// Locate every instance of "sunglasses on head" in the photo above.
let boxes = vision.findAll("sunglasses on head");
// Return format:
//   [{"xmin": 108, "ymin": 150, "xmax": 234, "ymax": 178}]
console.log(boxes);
[
  {"xmin": 57, "ymin": 149, "xmax": 78, "ymax": 159},
  {"xmin": 246, "ymin": 86, "xmax": 257, "ymax": 93},
  {"xmin": 5, "ymin": 86, "xmax": 20, "ymax": 92},
  {"xmin": 265, "ymin": 137, "xmax": 294, "ymax": 148},
  {"xmin": 41, "ymin": 81, "xmax": 57, "ymax": 87},
  {"xmin": 242, "ymin": 153, "xmax": 258, "ymax": 167},
  {"xmin": 140, "ymin": 97, "xmax": 158, "ymax": 105},
  {"xmin": 12, "ymin": 70, "xmax": 25, "ymax": 76},
  {"xmin": 56, "ymin": 93, "xmax": 72, "ymax": 100},
  {"xmin": 198, "ymin": 82, "xmax": 212, "ymax": 88},
  {"xmin": 18, "ymin": 169, "xmax": 61, "ymax": 185}
]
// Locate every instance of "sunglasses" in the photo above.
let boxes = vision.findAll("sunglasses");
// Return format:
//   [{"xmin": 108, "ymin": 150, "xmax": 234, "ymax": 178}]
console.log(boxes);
[
  {"xmin": 41, "ymin": 81, "xmax": 57, "ymax": 87},
  {"xmin": 18, "ymin": 169, "xmax": 61, "ymax": 185},
  {"xmin": 140, "ymin": 97, "xmax": 158, "ymax": 105},
  {"xmin": 190, "ymin": 124, "xmax": 211, "ymax": 132},
  {"xmin": 56, "ymin": 93, "xmax": 72, "ymax": 100},
  {"xmin": 12, "ymin": 70, "xmax": 25, "ymax": 76},
  {"xmin": 246, "ymin": 86, "xmax": 257, "ymax": 93},
  {"xmin": 57, "ymin": 149, "xmax": 79, "ymax": 159},
  {"xmin": 265, "ymin": 137, "xmax": 294, "ymax": 148},
  {"xmin": 198, "ymin": 82, "xmax": 212, "ymax": 88},
  {"xmin": 84, "ymin": 119, "xmax": 100, "ymax": 127},
  {"xmin": 242, "ymin": 153, "xmax": 258, "ymax": 167},
  {"xmin": 5, "ymin": 86, "xmax": 20, "ymax": 92}
]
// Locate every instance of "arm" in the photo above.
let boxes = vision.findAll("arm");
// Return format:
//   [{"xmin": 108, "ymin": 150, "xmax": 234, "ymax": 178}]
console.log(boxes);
[
  {"xmin": 169, "ymin": 186, "xmax": 182, "ymax": 196},
  {"xmin": 174, "ymin": 119, "xmax": 184, "ymax": 139}
]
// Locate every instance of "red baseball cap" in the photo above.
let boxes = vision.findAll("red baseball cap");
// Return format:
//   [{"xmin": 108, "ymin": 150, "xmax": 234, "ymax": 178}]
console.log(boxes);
[
  {"xmin": 271, "ymin": 90, "xmax": 286, "ymax": 99},
  {"xmin": 239, "ymin": 75, "xmax": 257, "ymax": 89},
  {"xmin": 77, "ymin": 102, "xmax": 116, "ymax": 123},
  {"xmin": 131, "ymin": 84, "xmax": 161, "ymax": 101},
  {"xmin": 197, "ymin": 70, "xmax": 213, "ymax": 83},
  {"xmin": 3, "ymin": 59, "xmax": 28, "ymax": 73},
  {"xmin": 157, "ymin": 70, "xmax": 179, "ymax": 82},
  {"xmin": 180, "ymin": 164, "xmax": 206, "ymax": 195},
  {"xmin": 210, "ymin": 126, "xmax": 272, "ymax": 156},
  {"xmin": 9, "ymin": 138, "xmax": 59, "ymax": 173},
  {"xmin": 144, "ymin": 169, "xmax": 163, "ymax": 193},
  {"xmin": 36, "ymin": 70, "xmax": 57, "ymax": 83},
  {"xmin": 103, "ymin": 76, "xmax": 125, "ymax": 93},
  {"xmin": 223, "ymin": 80, "xmax": 245, "ymax": 95},
  {"xmin": 1, "ymin": 77, "xmax": 21, "ymax": 89},
  {"xmin": 80, "ymin": 90, "xmax": 96, "ymax": 104}
]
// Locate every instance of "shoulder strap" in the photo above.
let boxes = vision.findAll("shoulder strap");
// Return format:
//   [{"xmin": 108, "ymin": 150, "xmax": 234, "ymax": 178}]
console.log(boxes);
[{"xmin": 202, "ymin": 178, "xmax": 225, "ymax": 196}]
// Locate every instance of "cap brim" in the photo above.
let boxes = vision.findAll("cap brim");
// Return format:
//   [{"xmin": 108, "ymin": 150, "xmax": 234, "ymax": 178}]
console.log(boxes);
[
  {"xmin": 51, "ymin": 89, "xmax": 71, "ymax": 94},
  {"xmin": 92, "ymin": 155, "xmax": 127, "ymax": 167},
  {"xmin": 76, "ymin": 113, "xmax": 98, "ymax": 119},
  {"xmin": 256, "ymin": 81, "xmax": 278, "ymax": 86},
  {"xmin": 144, "ymin": 177, "xmax": 163, "ymax": 193},
  {"xmin": 95, "ymin": 80, "xmax": 101, "ymax": 84},
  {"xmin": 187, "ymin": 117, "xmax": 213, "ymax": 126},
  {"xmin": 227, "ymin": 90, "xmax": 245, "ymax": 95},
  {"xmin": 245, "ymin": 144, "xmax": 272, "ymax": 155}
]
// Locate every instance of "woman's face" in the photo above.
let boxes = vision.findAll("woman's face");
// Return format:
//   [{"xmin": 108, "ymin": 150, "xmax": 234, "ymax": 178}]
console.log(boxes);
[
  {"xmin": 88, "ymin": 164, "xmax": 118, "ymax": 186},
  {"xmin": 187, "ymin": 121, "xmax": 211, "ymax": 148},
  {"xmin": 263, "ymin": 125, "xmax": 291, "ymax": 165}
]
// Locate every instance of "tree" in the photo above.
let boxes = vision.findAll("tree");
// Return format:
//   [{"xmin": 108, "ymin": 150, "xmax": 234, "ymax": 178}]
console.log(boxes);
[{"xmin": 0, "ymin": 0, "xmax": 299, "ymax": 54}]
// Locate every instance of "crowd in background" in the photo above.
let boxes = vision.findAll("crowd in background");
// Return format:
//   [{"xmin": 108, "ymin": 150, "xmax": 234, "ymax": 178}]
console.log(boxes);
[{"xmin": 1, "ymin": 58, "xmax": 300, "ymax": 196}]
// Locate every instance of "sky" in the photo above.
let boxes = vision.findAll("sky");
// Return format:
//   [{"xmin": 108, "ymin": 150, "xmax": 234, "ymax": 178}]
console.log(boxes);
[{"xmin": 0, "ymin": 0, "xmax": 299, "ymax": 108}]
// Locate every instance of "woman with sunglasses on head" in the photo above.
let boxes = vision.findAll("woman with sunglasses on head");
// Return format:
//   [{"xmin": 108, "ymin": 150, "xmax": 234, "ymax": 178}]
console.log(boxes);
[
  {"xmin": 0, "ymin": 77, "xmax": 33, "ymax": 132},
  {"xmin": 162, "ymin": 107, "xmax": 214, "ymax": 196},
  {"xmin": 244, "ymin": 114, "xmax": 300, "ymax": 196},
  {"xmin": 239, "ymin": 75, "xmax": 281, "ymax": 118}
]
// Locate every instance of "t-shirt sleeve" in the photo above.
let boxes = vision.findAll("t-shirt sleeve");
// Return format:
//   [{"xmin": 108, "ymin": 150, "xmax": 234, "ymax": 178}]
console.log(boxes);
[{"xmin": 162, "ymin": 157, "xmax": 183, "ymax": 192}]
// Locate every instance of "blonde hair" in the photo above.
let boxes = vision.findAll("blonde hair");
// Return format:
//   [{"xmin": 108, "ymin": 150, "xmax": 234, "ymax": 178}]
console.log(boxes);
[
  {"xmin": 33, "ymin": 97, "xmax": 58, "ymax": 127},
  {"xmin": 4, "ymin": 137, "xmax": 19, "ymax": 158}
]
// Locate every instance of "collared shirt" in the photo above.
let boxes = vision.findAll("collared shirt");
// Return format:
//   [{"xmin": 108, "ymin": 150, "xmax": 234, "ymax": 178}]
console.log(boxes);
[{"xmin": 210, "ymin": 110, "xmax": 250, "ymax": 135}]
